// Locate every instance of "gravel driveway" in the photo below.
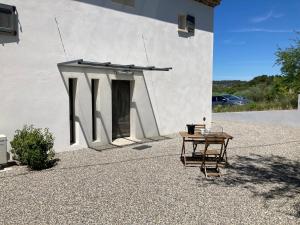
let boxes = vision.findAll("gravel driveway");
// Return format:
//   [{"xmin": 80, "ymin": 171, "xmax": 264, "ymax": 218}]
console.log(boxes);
[
  {"xmin": 213, "ymin": 110, "xmax": 300, "ymax": 128},
  {"xmin": 0, "ymin": 120, "xmax": 300, "ymax": 225}
]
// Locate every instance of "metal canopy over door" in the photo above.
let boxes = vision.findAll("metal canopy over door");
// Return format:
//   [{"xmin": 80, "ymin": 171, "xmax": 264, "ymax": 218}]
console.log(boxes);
[{"xmin": 112, "ymin": 80, "xmax": 131, "ymax": 140}]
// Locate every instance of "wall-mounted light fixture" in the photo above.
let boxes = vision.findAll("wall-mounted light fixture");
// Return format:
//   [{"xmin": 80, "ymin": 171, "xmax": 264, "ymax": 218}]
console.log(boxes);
[{"xmin": 116, "ymin": 70, "xmax": 134, "ymax": 75}]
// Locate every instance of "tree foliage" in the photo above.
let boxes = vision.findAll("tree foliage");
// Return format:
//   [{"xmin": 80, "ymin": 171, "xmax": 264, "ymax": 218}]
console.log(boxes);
[{"xmin": 276, "ymin": 33, "xmax": 300, "ymax": 93}]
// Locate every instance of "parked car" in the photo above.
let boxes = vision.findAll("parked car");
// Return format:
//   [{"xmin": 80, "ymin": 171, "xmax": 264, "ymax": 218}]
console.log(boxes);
[
  {"xmin": 212, "ymin": 94, "xmax": 248, "ymax": 106},
  {"xmin": 236, "ymin": 96, "xmax": 250, "ymax": 104},
  {"xmin": 212, "ymin": 96, "xmax": 231, "ymax": 106},
  {"xmin": 222, "ymin": 94, "xmax": 247, "ymax": 105}
]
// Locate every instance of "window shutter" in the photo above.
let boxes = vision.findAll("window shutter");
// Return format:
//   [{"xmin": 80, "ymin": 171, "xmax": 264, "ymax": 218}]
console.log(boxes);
[{"xmin": 178, "ymin": 15, "xmax": 187, "ymax": 31}]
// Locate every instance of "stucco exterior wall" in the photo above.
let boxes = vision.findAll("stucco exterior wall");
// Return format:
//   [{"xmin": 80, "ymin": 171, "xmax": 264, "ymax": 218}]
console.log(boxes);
[{"xmin": 0, "ymin": 0, "xmax": 214, "ymax": 152}]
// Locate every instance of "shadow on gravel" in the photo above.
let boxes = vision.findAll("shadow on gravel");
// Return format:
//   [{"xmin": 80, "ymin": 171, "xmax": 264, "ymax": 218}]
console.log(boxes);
[
  {"xmin": 0, "ymin": 153, "xmax": 180, "ymax": 179},
  {"xmin": 90, "ymin": 136, "xmax": 172, "ymax": 152},
  {"xmin": 198, "ymin": 154, "xmax": 300, "ymax": 218},
  {"xmin": 229, "ymin": 140, "xmax": 300, "ymax": 150}
]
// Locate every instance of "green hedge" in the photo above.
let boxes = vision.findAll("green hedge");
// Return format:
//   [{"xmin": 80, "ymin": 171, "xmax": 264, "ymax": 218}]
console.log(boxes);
[{"xmin": 213, "ymin": 101, "xmax": 295, "ymax": 113}]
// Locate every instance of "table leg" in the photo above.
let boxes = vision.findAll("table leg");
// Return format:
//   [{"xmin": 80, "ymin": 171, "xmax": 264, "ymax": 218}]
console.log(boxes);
[
  {"xmin": 181, "ymin": 137, "xmax": 184, "ymax": 157},
  {"xmin": 181, "ymin": 137, "xmax": 186, "ymax": 166},
  {"xmin": 183, "ymin": 140, "xmax": 186, "ymax": 166},
  {"xmin": 221, "ymin": 139, "xmax": 230, "ymax": 163}
]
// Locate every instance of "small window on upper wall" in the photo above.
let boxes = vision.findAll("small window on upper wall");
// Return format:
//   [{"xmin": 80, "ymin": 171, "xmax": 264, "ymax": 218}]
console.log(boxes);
[
  {"xmin": 111, "ymin": 0, "xmax": 135, "ymax": 7},
  {"xmin": 178, "ymin": 15, "xmax": 187, "ymax": 32},
  {"xmin": 178, "ymin": 14, "xmax": 195, "ymax": 35},
  {"xmin": 0, "ymin": 3, "xmax": 17, "ymax": 36}
]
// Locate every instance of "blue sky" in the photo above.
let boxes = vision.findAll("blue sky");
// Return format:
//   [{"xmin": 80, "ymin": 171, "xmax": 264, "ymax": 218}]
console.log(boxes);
[{"xmin": 213, "ymin": 0, "xmax": 300, "ymax": 81}]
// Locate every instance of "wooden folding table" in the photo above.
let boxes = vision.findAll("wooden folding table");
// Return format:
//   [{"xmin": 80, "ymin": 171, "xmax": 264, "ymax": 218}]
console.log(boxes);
[{"xmin": 179, "ymin": 131, "xmax": 233, "ymax": 166}]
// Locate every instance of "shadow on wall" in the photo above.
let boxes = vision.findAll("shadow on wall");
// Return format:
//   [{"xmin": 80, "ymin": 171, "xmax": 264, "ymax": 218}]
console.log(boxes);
[
  {"xmin": 57, "ymin": 65, "xmax": 160, "ymax": 148},
  {"xmin": 178, "ymin": 30, "xmax": 194, "ymax": 38},
  {"xmin": 198, "ymin": 153, "xmax": 300, "ymax": 218},
  {"xmin": 73, "ymin": 0, "xmax": 213, "ymax": 33},
  {"xmin": 137, "ymin": 74, "xmax": 160, "ymax": 137},
  {"xmin": 57, "ymin": 67, "xmax": 92, "ymax": 147},
  {"xmin": 0, "ymin": 10, "xmax": 21, "ymax": 45}
]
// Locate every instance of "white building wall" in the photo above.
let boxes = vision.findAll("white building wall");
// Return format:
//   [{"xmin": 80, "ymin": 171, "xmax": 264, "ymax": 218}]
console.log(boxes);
[
  {"xmin": 298, "ymin": 94, "xmax": 300, "ymax": 110},
  {"xmin": 0, "ymin": 0, "xmax": 214, "ymax": 152}
]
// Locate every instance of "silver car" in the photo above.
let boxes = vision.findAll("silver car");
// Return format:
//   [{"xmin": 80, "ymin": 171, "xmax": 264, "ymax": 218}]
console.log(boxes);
[
  {"xmin": 222, "ymin": 95, "xmax": 247, "ymax": 105},
  {"xmin": 212, "ymin": 96, "xmax": 231, "ymax": 106}
]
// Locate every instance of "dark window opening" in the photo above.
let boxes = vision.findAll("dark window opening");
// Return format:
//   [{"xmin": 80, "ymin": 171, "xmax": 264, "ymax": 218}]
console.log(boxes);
[
  {"xmin": 0, "ymin": 3, "xmax": 17, "ymax": 35},
  {"xmin": 69, "ymin": 78, "xmax": 77, "ymax": 144},
  {"xmin": 178, "ymin": 14, "xmax": 195, "ymax": 35},
  {"xmin": 91, "ymin": 79, "xmax": 99, "ymax": 141},
  {"xmin": 186, "ymin": 15, "xmax": 195, "ymax": 34}
]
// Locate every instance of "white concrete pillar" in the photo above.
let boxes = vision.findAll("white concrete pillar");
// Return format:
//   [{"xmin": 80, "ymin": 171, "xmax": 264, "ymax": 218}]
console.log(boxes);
[
  {"xmin": 0, "ymin": 135, "xmax": 7, "ymax": 165},
  {"xmin": 298, "ymin": 93, "xmax": 300, "ymax": 110}
]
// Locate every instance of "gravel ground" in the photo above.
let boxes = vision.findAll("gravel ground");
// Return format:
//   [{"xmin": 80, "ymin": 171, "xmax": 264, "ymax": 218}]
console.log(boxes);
[
  {"xmin": 0, "ymin": 120, "xmax": 300, "ymax": 225},
  {"xmin": 213, "ymin": 110, "xmax": 300, "ymax": 128}
]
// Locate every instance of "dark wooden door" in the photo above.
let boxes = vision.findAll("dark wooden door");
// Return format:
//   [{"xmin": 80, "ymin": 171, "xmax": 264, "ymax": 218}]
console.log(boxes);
[{"xmin": 112, "ymin": 80, "xmax": 130, "ymax": 140}]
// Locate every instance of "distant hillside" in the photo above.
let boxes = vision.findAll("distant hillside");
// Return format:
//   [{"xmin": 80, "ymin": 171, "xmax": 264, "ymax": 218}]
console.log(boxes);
[
  {"xmin": 213, "ymin": 80, "xmax": 247, "ymax": 94},
  {"xmin": 212, "ymin": 75, "xmax": 298, "ymax": 112},
  {"xmin": 213, "ymin": 75, "xmax": 280, "ymax": 96},
  {"xmin": 213, "ymin": 80, "xmax": 247, "ymax": 87}
]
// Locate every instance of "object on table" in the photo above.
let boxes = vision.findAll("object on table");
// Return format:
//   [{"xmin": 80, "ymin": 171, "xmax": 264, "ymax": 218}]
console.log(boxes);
[{"xmin": 186, "ymin": 124, "xmax": 195, "ymax": 134}]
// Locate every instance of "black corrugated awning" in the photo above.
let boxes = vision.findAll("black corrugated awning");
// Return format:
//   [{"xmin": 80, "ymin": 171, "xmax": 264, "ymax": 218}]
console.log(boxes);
[{"xmin": 58, "ymin": 59, "xmax": 172, "ymax": 72}]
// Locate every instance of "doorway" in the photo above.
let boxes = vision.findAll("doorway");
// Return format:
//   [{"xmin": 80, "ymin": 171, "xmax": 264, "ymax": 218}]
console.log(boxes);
[{"xmin": 112, "ymin": 80, "xmax": 131, "ymax": 140}]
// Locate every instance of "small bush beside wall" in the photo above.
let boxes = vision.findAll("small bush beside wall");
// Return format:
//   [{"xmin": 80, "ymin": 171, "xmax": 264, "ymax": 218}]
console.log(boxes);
[{"xmin": 10, "ymin": 125, "xmax": 55, "ymax": 170}]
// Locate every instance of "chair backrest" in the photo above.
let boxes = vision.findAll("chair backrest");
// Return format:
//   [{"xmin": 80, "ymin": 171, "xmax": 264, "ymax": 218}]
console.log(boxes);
[
  {"xmin": 210, "ymin": 125, "xmax": 223, "ymax": 133},
  {"xmin": 204, "ymin": 136, "xmax": 226, "ymax": 154},
  {"xmin": 205, "ymin": 136, "xmax": 225, "ymax": 145},
  {"xmin": 195, "ymin": 124, "xmax": 206, "ymax": 133}
]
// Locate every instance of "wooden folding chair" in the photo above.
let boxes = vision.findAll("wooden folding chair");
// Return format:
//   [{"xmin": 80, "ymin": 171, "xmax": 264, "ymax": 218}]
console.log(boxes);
[
  {"xmin": 200, "ymin": 136, "xmax": 225, "ymax": 178},
  {"xmin": 194, "ymin": 124, "xmax": 206, "ymax": 133},
  {"xmin": 192, "ymin": 124, "xmax": 206, "ymax": 155}
]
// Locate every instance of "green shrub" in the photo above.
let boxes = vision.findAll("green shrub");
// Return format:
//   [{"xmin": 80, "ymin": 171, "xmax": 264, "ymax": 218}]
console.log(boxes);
[
  {"xmin": 290, "ymin": 96, "xmax": 299, "ymax": 108},
  {"xmin": 10, "ymin": 125, "xmax": 55, "ymax": 170}
]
